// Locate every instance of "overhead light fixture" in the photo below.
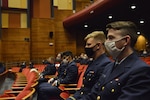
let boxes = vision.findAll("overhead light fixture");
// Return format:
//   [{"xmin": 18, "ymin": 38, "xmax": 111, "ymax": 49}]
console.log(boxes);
[
  {"xmin": 130, "ymin": 5, "xmax": 136, "ymax": 9},
  {"xmin": 140, "ymin": 20, "xmax": 144, "ymax": 24},
  {"xmin": 84, "ymin": 24, "xmax": 88, "ymax": 28},
  {"xmin": 108, "ymin": 15, "xmax": 113, "ymax": 19},
  {"xmin": 137, "ymin": 31, "xmax": 141, "ymax": 35}
]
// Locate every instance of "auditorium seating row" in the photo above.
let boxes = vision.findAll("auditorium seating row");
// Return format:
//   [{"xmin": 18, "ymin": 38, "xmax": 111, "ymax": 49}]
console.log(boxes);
[
  {"xmin": 59, "ymin": 64, "xmax": 88, "ymax": 99},
  {"xmin": 1, "ymin": 56, "xmax": 150, "ymax": 99},
  {"xmin": 0, "ymin": 63, "xmax": 88, "ymax": 100},
  {"xmin": 0, "ymin": 67, "xmax": 39, "ymax": 100},
  {"xmin": 140, "ymin": 56, "xmax": 150, "ymax": 65}
]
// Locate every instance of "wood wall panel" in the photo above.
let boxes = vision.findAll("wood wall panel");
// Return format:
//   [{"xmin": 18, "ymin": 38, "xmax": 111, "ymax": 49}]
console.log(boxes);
[
  {"xmin": 31, "ymin": 18, "xmax": 55, "ymax": 61},
  {"xmin": 9, "ymin": 13, "xmax": 21, "ymax": 28},
  {"xmin": 2, "ymin": 13, "xmax": 9, "ymax": 28},
  {"xmin": 2, "ymin": 29, "xmax": 30, "ymax": 41},
  {"xmin": 64, "ymin": 0, "xmax": 93, "ymax": 55},
  {"xmin": 39, "ymin": 0, "xmax": 50, "ymax": 18},
  {"xmin": 20, "ymin": 0, "xmax": 27, "ymax": 9},
  {"xmin": 1, "ymin": 0, "xmax": 8, "ymax": 8},
  {"xmin": 21, "ymin": 13, "xmax": 27, "ymax": 28},
  {"xmin": 32, "ymin": 0, "xmax": 50, "ymax": 18},
  {"xmin": 1, "ymin": 28, "xmax": 30, "ymax": 62},
  {"xmin": 54, "ymin": 0, "xmax": 58, "ymax": 6},
  {"xmin": 58, "ymin": 0, "xmax": 72, "ymax": 10},
  {"xmin": 8, "ymin": 0, "xmax": 21, "ymax": 8},
  {"xmin": 0, "ymin": 0, "xmax": 94, "ymax": 66},
  {"xmin": 32, "ymin": 0, "xmax": 40, "ymax": 18},
  {"xmin": 53, "ymin": 8, "xmax": 77, "ymax": 55}
]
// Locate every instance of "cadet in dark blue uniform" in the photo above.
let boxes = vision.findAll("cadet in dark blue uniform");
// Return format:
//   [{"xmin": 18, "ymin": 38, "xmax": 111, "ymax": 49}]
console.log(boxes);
[
  {"xmin": 37, "ymin": 51, "xmax": 78, "ymax": 100},
  {"xmin": 38, "ymin": 56, "xmax": 56, "ymax": 83},
  {"xmin": 67, "ymin": 31, "xmax": 112, "ymax": 100},
  {"xmin": 79, "ymin": 21, "xmax": 150, "ymax": 100}
]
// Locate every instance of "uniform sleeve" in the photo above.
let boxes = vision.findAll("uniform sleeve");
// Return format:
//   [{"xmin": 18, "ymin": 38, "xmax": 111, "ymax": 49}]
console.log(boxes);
[
  {"xmin": 59, "ymin": 63, "xmax": 78, "ymax": 84},
  {"xmin": 42, "ymin": 64, "xmax": 56, "ymax": 75},
  {"xmin": 118, "ymin": 67, "xmax": 150, "ymax": 100}
]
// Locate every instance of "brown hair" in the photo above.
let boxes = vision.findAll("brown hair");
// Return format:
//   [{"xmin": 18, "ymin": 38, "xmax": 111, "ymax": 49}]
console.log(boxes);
[{"xmin": 106, "ymin": 21, "xmax": 138, "ymax": 47}]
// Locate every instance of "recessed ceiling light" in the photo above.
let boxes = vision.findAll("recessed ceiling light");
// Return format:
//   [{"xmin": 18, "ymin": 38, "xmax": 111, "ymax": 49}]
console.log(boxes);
[
  {"xmin": 137, "ymin": 31, "xmax": 141, "ymax": 35},
  {"xmin": 131, "ymin": 5, "xmax": 136, "ymax": 9},
  {"xmin": 108, "ymin": 15, "xmax": 113, "ymax": 19},
  {"xmin": 140, "ymin": 20, "xmax": 144, "ymax": 24},
  {"xmin": 84, "ymin": 24, "xmax": 88, "ymax": 28}
]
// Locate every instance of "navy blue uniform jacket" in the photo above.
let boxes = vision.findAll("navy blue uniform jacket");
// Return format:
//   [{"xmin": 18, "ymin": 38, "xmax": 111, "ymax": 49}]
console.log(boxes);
[
  {"xmin": 80, "ymin": 53, "xmax": 150, "ymax": 100},
  {"xmin": 68, "ymin": 54, "xmax": 112, "ymax": 99},
  {"xmin": 57, "ymin": 61, "xmax": 78, "ymax": 84},
  {"xmin": 41, "ymin": 63, "xmax": 56, "ymax": 76}
]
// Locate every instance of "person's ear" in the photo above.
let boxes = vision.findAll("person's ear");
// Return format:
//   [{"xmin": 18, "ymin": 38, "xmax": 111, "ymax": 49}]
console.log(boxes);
[
  {"xmin": 97, "ymin": 42, "xmax": 102, "ymax": 50},
  {"xmin": 124, "ymin": 35, "xmax": 130, "ymax": 46}
]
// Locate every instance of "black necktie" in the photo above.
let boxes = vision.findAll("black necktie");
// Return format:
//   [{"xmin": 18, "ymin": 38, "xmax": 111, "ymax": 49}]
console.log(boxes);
[{"xmin": 112, "ymin": 62, "xmax": 118, "ymax": 72}]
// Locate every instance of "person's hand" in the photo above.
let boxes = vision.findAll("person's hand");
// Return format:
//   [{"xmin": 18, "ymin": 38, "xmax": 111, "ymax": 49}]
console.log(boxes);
[
  {"xmin": 39, "ymin": 73, "xmax": 43, "ymax": 78},
  {"xmin": 48, "ymin": 78, "xmax": 54, "ymax": 83},
  {"xmin": 52, "ymin": 80, "xmax": 58, "ymax": 86}
]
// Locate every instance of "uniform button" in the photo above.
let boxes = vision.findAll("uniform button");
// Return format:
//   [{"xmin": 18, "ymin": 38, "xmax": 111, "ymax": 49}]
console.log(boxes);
[
  {"xmin": 83, "ymin": 77, "xmax": 85, "ymax": 79},
  {"xmin": 118, "ymin": 82, "xmax": 121, "ymax": 85},
  {"xmin": 80, "ymin": 92, "xmax": 83, "ymax": 95},
  {"xmin": 111, "ymin": 88, "xmax": 115, "ymax": 92},
  {"xmin": 82, "ymin": 85, "xmax": 84, "ymax": 87},
  {"xmin": 110, "ymin": 81, "xmax": 113, "ymax": 83},
  {"xmin": 88, "ymin": 78, "xmax": 91, "ymax": 81},
  {"xmin": 102, "ymin": 86, "xmax": 105, "ymax": 90},
  {"xmin": 115, "ymin": 78, "xmax": 119, "ymax": 81},
  {"xmin": 97, "ymin": 96, "xmax": 100, "ymax": 100}
]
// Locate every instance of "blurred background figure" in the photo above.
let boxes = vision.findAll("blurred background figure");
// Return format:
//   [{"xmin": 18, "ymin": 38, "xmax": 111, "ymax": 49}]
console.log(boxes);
[
  {"xmin": 0, "ymin": 62, "xmax": 6, "ymax": 74},
  {"xmin": 38, "ymin": 56, "xmax": 56, "ymax": 83}
]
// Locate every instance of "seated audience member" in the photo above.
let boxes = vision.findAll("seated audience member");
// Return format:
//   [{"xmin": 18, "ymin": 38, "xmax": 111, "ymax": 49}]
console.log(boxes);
[
  {"xmin": 55, "ymin": 52, "xmax": 63, "ymax": 64},
  {"xmin": 55, "ymin": 52, "xmax": 64, "ymax": 70},
  {"xmin": 29, "ymin": 61, "xmax": 34, "ymax": 69},
  {"xmin": 79, "ymin": 53, "xmax": 91, "ymax": 65},
  {"xmin": 37, "ymin": 51, "xmax": 78, "ymax": 100},
  {"xmin": 19, "ymin": 62, "xmax": 26, "ymax": 72},
  {"xmin": 67, "ymin": 31, "xmax": 112, "ymax": 100},
  {"xmin": 78, "ymin": 21, "xmax": 150, "ymax": 100},
  {"xmin": 0, "ymin": 62, "xmax": 6, "ymax": 74},
  {"xmin": 39, "ymin": 56, "xmax": 56, "ymax": 78}
]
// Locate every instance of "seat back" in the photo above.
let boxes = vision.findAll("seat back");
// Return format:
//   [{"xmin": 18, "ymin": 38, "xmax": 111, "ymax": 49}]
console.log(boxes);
[
  {"xmin": 11, "ymin": 67, "xmax": 20, "ymax": 72},
  {"xmin": 77, "ymin": 65, "xmax": 87, "ymax": 88},
  {"xmin": 59, "ymin": 65, "xmax": 88, "ymax": 99},
  {"xmin": 15, "ymin": 88, "xmax": 35, "ymax": 100}
]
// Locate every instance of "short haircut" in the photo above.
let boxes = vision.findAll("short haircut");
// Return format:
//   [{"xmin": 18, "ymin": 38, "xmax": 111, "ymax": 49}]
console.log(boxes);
[
  {"xmin": 57, "ymin": 52, "xmax": 63, "ymax": 58},
  {"xmin": 106, "ymin": 21, "xmax": 138, "ymax": 47},
  {"xmin": 47, "ymin": 56, "xmax": 55, "ymax": 62},
  {"xmin": 62, "ymin": 51, "xmax": 73, "ymax": 58},
  {"xmin": 84, "ymin": 31, "xmax": 106, "ymax": 43}
]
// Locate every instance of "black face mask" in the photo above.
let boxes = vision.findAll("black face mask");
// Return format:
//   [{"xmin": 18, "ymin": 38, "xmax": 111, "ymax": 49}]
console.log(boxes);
[{"xmin": 85, "ymin": 44, "xmax": 97, "ymax": 57}]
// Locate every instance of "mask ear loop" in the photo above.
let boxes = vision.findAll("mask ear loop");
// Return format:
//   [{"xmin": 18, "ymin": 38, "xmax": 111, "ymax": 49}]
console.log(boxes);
[{"xmin": 122, "ymin": 35, "xmax": 130, "ymax": 47}]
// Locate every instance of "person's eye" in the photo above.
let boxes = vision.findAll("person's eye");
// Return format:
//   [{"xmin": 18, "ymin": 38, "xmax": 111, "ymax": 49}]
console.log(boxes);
[{"xmin": 107, "ymin": 36, "xmax": 114, "ymax": 40}]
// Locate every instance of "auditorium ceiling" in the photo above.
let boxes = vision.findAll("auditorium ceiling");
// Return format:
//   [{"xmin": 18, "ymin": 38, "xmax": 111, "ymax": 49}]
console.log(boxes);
[{"xmin": 63, "ymin": 0, "xmax": 150, "ymax": 41}]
